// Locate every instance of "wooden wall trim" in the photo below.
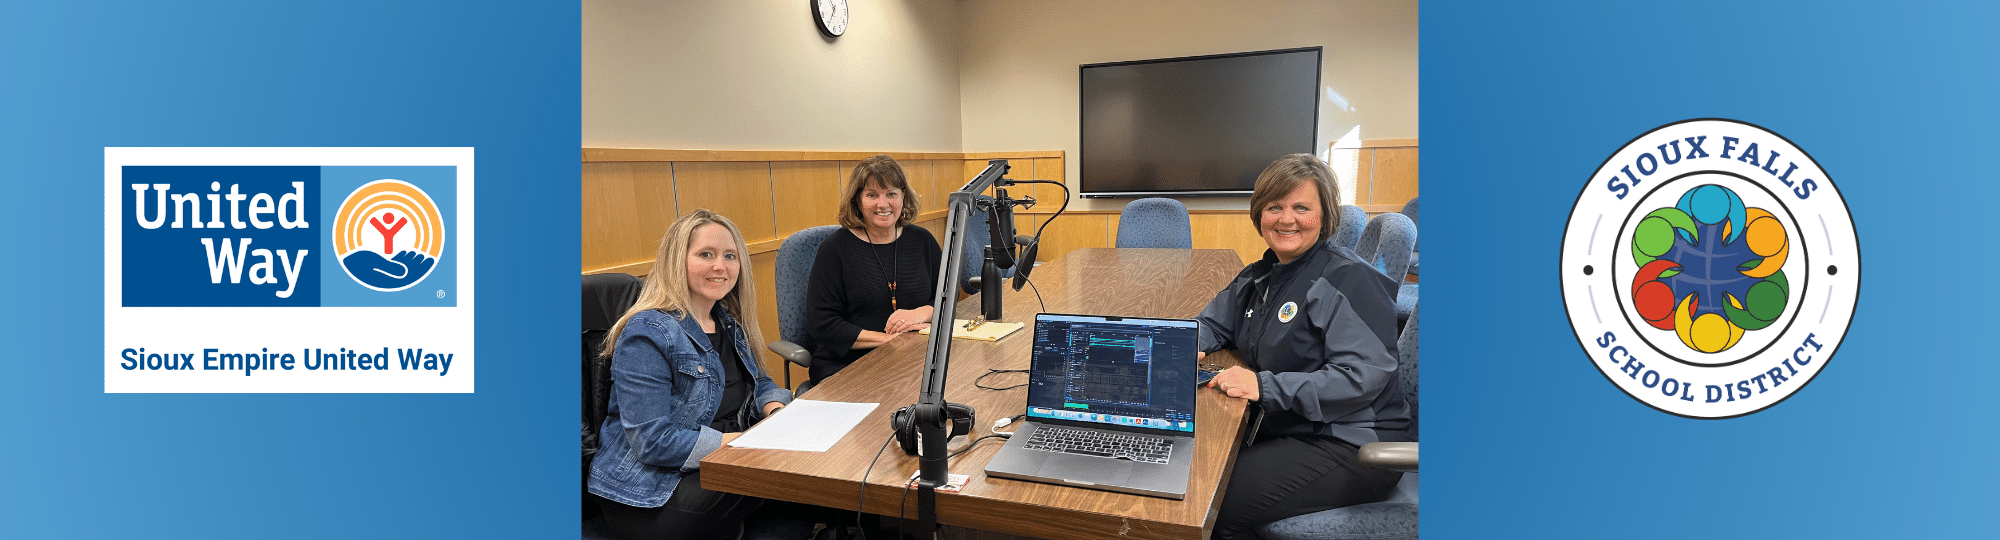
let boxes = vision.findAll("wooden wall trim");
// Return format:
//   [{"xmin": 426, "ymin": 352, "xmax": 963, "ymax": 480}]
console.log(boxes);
[
  {"xmin": 582, "ymin": 148, "xmax": 1062, "ymax": 163},
  {"xmin": 1332, "ymin": 138, "xmax": 1419, "ymax": 149}
]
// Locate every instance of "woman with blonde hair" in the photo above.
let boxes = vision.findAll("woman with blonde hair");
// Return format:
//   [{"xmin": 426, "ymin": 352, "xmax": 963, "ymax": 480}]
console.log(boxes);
[
  {"xmin": 1195, "ymin": 154, "xmax": 1410, "ymax": 539},
  {"xmin": 587, "ymin": 209, "xmax": 795, "ymax": 540}
]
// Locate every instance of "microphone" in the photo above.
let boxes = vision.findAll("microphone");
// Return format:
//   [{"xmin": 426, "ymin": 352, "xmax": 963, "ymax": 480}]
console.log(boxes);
[{"xmin": 1012, "ymin": 234, "xmax": 1038, "ymax": 291}]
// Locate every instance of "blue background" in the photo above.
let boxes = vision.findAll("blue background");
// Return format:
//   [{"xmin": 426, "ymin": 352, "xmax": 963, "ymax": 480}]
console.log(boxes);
[
  {"xmin": 5, "ymin": 1, "xmax": 1994, "ymax": 538},
  {"xmin": 122, "ymin": 166, "xmax": 323, "ymax": 307},
  {"xmin": 319, "ymin": 166, "xmax": 458, "ymax": 307},
  {"xmin": 1427, "ymin": 2, "xmax": 1997, "ymax": 538},
  {"xmin": 0, "ymin": 2, "xmax": 575, "ymax": 539}
]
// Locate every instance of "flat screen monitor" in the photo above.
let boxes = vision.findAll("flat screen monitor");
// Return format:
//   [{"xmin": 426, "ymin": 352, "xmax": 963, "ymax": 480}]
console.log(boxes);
[{"xmin": 1079, "ymin": 47, "xmax": 1321, "ymax": 198}]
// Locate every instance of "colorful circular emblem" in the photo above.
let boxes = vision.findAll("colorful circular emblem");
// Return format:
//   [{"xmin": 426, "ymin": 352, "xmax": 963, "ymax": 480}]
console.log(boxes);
[
  {"xmin": 333, "ymin": 179, "xmax": 445, "ymax": 292},
  {"xmin": 1278, "ymin": 302, "xmax": 1298, "ymax": 323},
  {"xmin": 1560, "ymin": 119, "xmax": 1859, "ymax": 418}
]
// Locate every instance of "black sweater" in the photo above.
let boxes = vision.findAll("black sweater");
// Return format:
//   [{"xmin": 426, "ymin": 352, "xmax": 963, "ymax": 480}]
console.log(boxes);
[{"xmin": 804, "ymin": 225, "xmax": 943, "ymax": 381}]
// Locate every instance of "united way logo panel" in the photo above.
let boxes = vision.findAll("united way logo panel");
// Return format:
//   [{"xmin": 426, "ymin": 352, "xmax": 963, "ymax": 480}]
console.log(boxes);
[
  {"xmin": 1560, "ymin": 119, "xmax": 1859, "ymax": 418},
  {"xmin": 104, "ymin": 148, "xmax": 474, "ymax": 393},
  {"xmin": 120, "ymin": 165, "xmax": 456, "ymax": 307}
]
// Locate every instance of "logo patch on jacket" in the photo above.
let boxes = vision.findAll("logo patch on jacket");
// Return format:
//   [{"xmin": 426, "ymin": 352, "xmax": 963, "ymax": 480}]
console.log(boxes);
[{"xmin": 1278, "ymin": 302, "xmax": 1298, "ymax": 323}]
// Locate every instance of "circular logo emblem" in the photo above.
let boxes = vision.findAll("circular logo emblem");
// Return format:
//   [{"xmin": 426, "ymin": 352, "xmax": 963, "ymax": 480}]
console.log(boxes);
[
  {"xmin": 1278, "ymin": 302, "xmax": 1298, "ymax": 323},
  {"xmin": 1560, "ymin": 119, "xmax": 1859, "ymax": 418},
  {"xmin": 333, "ymin": 179, "xmax": 446, "ymax": 292}
]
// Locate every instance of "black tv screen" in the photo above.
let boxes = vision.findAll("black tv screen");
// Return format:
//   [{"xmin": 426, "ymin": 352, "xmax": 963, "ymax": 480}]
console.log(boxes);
[{"xmin": 1079, "ymin": 47, "xmax": 1321, "ymax": 198}]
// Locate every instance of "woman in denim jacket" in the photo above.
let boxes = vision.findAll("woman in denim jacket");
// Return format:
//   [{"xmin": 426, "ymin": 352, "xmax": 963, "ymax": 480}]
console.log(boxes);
[{"xmin": 588, "ymin": 209, "xmax": 796, "ymax": 540}]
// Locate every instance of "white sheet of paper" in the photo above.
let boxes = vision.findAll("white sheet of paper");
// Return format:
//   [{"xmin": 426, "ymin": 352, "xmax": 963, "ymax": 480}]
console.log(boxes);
[{"xmin": 727, "ymin": 399, "xmax": 880, "ymax": 452}]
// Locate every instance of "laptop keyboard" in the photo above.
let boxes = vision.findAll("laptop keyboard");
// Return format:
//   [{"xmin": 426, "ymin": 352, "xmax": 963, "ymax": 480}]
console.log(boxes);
[{"xmin": 1022, "ymin": 426, "xmax": 1173, "ymax": 464}]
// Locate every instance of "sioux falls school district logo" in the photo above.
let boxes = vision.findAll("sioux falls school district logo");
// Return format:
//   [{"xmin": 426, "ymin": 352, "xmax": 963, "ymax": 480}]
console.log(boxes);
[{"xmin": 1560, "ymin": 119, "xmax": 1859, "ymax": 418}]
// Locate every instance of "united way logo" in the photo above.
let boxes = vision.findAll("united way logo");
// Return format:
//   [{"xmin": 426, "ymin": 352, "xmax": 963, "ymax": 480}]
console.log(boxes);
[
  {"xmin": 1560, "ymin": 119, "xmax": 1859, "ymax": 418},
  {"xmin": 105, "ymin": 148, "xmax": 475, "ymax": 393},
  {"xmin": 334, "ymin": 180, "xmax": 444, "ymax": 292}
]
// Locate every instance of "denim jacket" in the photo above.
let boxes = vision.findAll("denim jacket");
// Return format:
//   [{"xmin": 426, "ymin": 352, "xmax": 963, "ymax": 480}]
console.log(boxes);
[{"xmin": 587, "ymin": 306, "xmax": 794, "ymax": 508}]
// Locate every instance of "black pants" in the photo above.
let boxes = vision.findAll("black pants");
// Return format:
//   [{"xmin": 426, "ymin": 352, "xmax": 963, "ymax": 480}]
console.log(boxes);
[
  {"xmin": 1212, "ymin": 434, "xmax": 1405, "ymax": 540},
  {"xmin": 808, "ymin": 358, "xmax": 854, "ymax": 388},
  {"xmin": 591, "ymin": 470, "xmax": 761, "ymax": 540}
]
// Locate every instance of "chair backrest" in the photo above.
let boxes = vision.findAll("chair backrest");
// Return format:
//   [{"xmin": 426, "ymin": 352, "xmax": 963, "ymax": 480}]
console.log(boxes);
[
  {"xmin": 1398, "ymin": 304, "xmax": 1419, "ymax": 442},
  {"xmin": 581, "ymin": 272, "xmax": 644, "ymax": 493},
  {"xmin": 1354, "ymin": 212, "xmax": 1417, "ymax": 280},
  {"xmin": 1116, "ymin": 197, "xmax": 1193, "ymax": 248},
  {"xmin": 960, "ymin": 195, "xmax": 1015, "ymax": 294},
  {"xmin": 774, "ymin": 225, "xmax": 841, "ymax": 351},
  {"xmin": 1399, "ymin": 196, "xmax": 1419, "ymax": 228},
  {"xmin": 1331, "ymin": 205, "xmax": 1368, "ymax": 250}
]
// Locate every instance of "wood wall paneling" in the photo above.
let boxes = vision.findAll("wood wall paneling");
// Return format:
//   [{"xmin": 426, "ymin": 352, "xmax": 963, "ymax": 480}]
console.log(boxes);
[
  {"xmin": 904, "ymin": 159, "xmax": 938, "ymax": 220},
  {"xmin": 1189, "ymin": 213, "xmax": 1268, "ymax": 265},
  {"xmin": 581, "ymin": 161, "xmax": 679, "ymax": 273},
  {"xmin": 675, "ymin": 161, "xmax": 778, "ymax": 243},
  {"xmin": 1027, "ymin": 157, "xmax": 1065, "ymax": 212},
  {"xmin": 582, "ymin": 144, "xmax": 1402, "ymax": 273},
  {"xmin": 770, "ymin": 161, "xmax": 843, "ymax": 238},
  {"xmin": 1024, "ymin": 213, "xmax": 1110, "ymax": 265},
  {"xmin": 747, "ymin": 251, "xmax": 789, "ymax": 385},
  {"xmin": 1369, "ymin": 147, "xmax": 1420, "ymax": 209}
]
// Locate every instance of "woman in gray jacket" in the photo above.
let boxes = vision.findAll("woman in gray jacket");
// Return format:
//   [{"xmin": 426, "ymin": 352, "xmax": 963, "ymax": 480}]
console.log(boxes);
[{"xmin": 1197, "ymin": 155, "xmax": 1413, "ymax": 540}]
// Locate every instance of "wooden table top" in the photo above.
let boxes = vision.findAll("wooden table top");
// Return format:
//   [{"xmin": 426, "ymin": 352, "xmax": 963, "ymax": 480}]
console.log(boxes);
[{"xmin": 703, "ymin": 248, "xmax": 1250, "ymax": 540}]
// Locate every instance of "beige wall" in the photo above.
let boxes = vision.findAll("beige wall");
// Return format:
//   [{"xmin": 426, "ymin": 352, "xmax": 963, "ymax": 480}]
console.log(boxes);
[
  {"xmin": 957, "ymin": 0, "xmax": 1419, "ymax": 212},
  {"xmin": 583, "ymin": 0, "xmax": 964, "ymax": 152}
]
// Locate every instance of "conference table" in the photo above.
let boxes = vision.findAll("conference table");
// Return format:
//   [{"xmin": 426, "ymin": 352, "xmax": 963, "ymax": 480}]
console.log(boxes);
[{"xmin": 703, "ymin": 248, "xmax": 1253, "ymax": 539}]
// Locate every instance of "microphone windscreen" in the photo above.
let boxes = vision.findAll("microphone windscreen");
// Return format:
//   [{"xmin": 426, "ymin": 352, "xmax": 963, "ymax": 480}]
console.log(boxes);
[{"xmin": 1012, "ymin": 239, "xmax": 1040, "ymax": 291}]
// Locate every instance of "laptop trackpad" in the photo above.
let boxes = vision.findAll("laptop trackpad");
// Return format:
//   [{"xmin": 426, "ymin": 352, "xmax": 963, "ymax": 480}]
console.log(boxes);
[{"xmin": 1043, "ymin": 452, "xmax": 1134, "ymax": 485}]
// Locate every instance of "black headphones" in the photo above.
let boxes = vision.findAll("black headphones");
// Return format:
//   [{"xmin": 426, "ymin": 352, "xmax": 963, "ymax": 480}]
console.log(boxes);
[{"xmin": 892, "ymin": 402, "xmax": 975, "ymax": 455}]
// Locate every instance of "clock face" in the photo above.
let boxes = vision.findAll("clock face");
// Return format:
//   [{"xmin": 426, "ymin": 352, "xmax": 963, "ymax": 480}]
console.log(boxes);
[{"xmin": 815, "ymin": 0, "xmax": 848, "ymax": 37}]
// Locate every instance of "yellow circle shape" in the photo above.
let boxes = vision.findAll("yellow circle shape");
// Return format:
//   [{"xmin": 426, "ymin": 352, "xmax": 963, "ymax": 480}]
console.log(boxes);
[{"xmin": 1689, "ymin": 313, "xmax": 1736, "ymax": 353}]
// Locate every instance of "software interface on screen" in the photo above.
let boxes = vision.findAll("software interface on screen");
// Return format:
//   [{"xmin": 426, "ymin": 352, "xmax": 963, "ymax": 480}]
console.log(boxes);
[{"xmin": 1026, "ymin": 315, "xmax": 1199, "ymax": 433}]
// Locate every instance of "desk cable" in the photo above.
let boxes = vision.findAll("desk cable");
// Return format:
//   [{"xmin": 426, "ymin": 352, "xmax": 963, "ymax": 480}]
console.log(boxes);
[
  {"xmin": 853, "ymin": 432, "xmax": 897, "ymax": 540},
  {"xmin": 974, "ymin": 368, "xmax": 1028, "ymax": 391},
  {"xmin": 1020, "ymin": 274, "xmax": 1046, "ymax": 314}
]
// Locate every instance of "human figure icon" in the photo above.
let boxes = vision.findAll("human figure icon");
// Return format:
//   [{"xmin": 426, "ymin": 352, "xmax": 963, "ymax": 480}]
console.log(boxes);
[{"xmin": 370, "ymin": 211, "xmax": 408, "ymax": 254}]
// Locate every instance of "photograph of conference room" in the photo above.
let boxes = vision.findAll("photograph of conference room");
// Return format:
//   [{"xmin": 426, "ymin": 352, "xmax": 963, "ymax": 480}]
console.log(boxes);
[{"xmin": 580, "ymin": 2, "xmax": 1417, "ymax": 539}]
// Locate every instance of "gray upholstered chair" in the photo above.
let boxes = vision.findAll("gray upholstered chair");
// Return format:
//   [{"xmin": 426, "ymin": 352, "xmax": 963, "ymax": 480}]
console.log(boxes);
[
  {"xmin": 1331, "ymin": 205, "xmax": 1368, "ymax": 250},
  {"xmin": 1257, "ymin": 304, "xmax": 1419, "ymax": 540},
  {"xmin": 1353, "ymin": 212, "xmax": 1418, "ymax": 321},
  {"xmin": 1354, "ymin": 212, "xmax": 1416, "ymax": 282},
  {"xmin": 1400, "ymin": 197, "xmax": 1419, "ymax": 277},
  {"xmin": 767, "ymin": 225, "xmax": 841, "ymax": 395},
  {"xmin": 959, "ymin": 195, "xmax": 1016, "ymax": 295},
  {"xmin": 1116, "ymin": 197, "xmax": 1193, "ymax": 248}
]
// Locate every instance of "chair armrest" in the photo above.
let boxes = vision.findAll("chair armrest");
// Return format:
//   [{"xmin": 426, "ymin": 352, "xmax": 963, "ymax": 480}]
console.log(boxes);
[
  {"xmin": 1358, "ymin": 442, "xmax": 1417, "ymax": 473},
  {"xmin": 767, "ymin": 340, "xmax": 811, "ymax": 368}
]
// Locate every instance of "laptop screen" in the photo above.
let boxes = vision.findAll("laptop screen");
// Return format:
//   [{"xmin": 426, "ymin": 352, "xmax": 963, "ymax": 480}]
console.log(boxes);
[{"xmin": 1024, "ymin": 313, "xmax": 1200, "ymax": 434}]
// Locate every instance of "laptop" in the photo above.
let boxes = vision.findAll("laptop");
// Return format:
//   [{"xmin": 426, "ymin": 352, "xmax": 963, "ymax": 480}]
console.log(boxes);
[{"xmin": 983, "ymin": 313, "xmax": 1201, "ymax": 499}]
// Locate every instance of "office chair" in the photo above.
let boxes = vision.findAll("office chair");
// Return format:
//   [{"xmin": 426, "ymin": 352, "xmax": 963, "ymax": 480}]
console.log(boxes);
[
  {"xmin": 581, "ymin": 272, "xmax": 644, "ymax": 524},
  {"xmin": 1258, "ymin": 304, "xmax": 1419, "ymax": 540},
  {"xmin": 1400, "ymin": 197, "xmax": 1419, "ymax": 278},
  {"xmin": 1116, "ymin": 197, "xmax": 1193, "ymax": 248},
  {"xmin": 959, "ymin": 195, "xmax": 1016, "ymax": 295},
  {"xmin": 768, "ymin": 225, "xmax": 841, "ymax": 396},
  {"xmin": 1354, "ymin": 212, "xmax": 1418, "ymax": 322},
  {"xmin": 1331, "ymin": 205, "xmax": 1368, "ymax": 250}
]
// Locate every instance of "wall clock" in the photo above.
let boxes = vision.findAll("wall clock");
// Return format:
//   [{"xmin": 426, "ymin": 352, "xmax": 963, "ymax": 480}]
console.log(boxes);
[{"xmin": 814, "ymin": 0, "xmax": 848, "ymax": 37}]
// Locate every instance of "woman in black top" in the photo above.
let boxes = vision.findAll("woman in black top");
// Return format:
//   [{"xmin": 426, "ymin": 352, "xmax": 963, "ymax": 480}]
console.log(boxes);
[{"xmin": 804, "ymin": 155, "xmax": 944, "ymax": 386}]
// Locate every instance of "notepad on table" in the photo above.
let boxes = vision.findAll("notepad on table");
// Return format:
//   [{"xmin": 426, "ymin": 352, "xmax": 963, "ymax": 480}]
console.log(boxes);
[{"xmin": 918, "ymin": 319, "xmax": 1025, "ymax": 341}]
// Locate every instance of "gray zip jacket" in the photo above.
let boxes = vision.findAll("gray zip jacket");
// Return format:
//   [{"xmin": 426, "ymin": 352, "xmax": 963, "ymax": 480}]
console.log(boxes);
[{"xmin": 1196, "ymin": 239, "xmax": 1410, "ymax": 447}]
